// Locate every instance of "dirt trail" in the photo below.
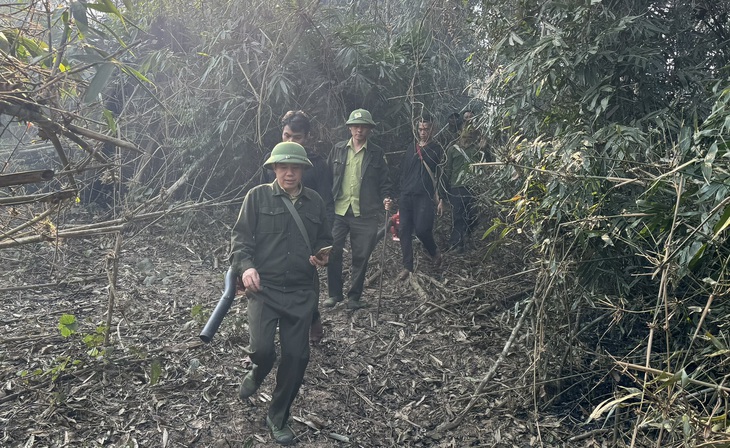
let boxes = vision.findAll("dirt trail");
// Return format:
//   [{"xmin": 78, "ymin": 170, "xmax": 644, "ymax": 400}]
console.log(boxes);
[{"xmin": 0, "ymin": 210, "xmax": 592, "ymax": 447}]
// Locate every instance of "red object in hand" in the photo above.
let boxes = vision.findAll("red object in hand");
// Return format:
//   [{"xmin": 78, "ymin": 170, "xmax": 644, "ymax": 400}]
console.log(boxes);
[{"xmin": 389, "ymin": 211, "xmax": 400, "ymax": 242}]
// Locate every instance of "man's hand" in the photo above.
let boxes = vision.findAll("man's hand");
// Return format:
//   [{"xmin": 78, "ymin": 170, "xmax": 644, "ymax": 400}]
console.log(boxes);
[
  {"xmin": 437, "ymin": 198, "xmax": 444, "ymax": 216},
  {"xmin": 241, "ymin": 268, "xmax": 261, "ymax": 292},
  {"xmin": 383, "ymin": 197, "xmax": 393, "ymax": 211},
  {"xmin": 310, "ymin": 254, "xmax": 329, "ymax": 267}
]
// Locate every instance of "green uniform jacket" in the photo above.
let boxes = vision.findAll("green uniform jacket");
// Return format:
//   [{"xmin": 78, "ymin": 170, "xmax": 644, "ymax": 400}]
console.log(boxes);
[
  {"xmin": 229, "ymin": 181, "xmax": 333, "ymax": 291},
  {"xmin": 444, "ymin": 141, "xmax": 483, "ymax": 190},
  {"xmin": 328, "ymin": 140, "xmax": 393, "ymax": 218}
]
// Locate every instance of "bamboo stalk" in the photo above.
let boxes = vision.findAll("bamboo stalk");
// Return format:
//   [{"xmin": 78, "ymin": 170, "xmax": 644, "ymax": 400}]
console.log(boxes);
[
  {"xmin": 0, "ymin": 189, "xmax": 76, "ymax": 206},
  {"xmin": 66, "ymin": 123, "xmax": 143, "ymax": 154},
  {"xmin": 0, "ymin": 169, "xmax": 54, "ymax": 187},
  {"xmin": 0, "ymin": 225, "xmax": 124, "ymax": 249},
  {"xmin": 0, "ymin": 207, "xmax": 54, "ymax": 240},
  {"xmin": 616, "ymin": 361, "xmax": 730, "ymax": 394},
  {"xmin": 0, "ymin": 200, "xmax": 215, "ymax": 249},
  {"xmin": 47, "ymin": 133, "xmax": 78, "ymax": 191}
]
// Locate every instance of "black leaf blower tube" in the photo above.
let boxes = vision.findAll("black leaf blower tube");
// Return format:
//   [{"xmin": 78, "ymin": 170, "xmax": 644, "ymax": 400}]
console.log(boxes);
[{"xmin": 199, "ymin": 267, "xmax": 239, "ymax": 343}]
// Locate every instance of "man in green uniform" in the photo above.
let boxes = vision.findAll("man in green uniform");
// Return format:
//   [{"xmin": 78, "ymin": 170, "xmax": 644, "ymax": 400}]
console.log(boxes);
[
  {"xmin": 443, "ymin": 127, "xmax": 483, "ymax": 253},
  {"xmin": 260, "ymin": 110, "xmax": 334, "ymax": 344},
  {"xmin": 324, "ymin": 108, "xmax": 393, "ymax": 310},
  {"xmin": 230, "ymin": 142, "xmax": 332, "ymax": 445}
]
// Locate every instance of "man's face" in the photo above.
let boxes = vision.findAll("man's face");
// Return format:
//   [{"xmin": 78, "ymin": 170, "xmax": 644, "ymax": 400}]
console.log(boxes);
[
  {"xmin": 348, "ymin": 124, "xmax": 372, "ymax": 144},
  {"xmin": 417, "ymin": 122, "xmax": 433, "ymax": 142},
  {"xmin": 463, "ymin": 111, "xmax": 475, "ymax": 122},
  {"xmin": 282, "ymin": 125, "xmax": 308, "ymax": 145},
  {"xmin": 273, "ymin": 163, "xmax": 304, "ymax": 194}
]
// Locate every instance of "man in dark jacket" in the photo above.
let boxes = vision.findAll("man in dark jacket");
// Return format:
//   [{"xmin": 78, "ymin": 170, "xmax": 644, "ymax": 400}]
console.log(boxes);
[
  {"xmin": 261, "ymin": 110, "xmax": 334, "ymax": 343},
  {"xmin": 324, "ymin": 108, "xmax": 393, "ymax": 310},
  {"xmin": 396, "ymin": 115, "xmax": 444, "ymax": 281},
  {"xmin": 231, "ymin": 142, "xmax": 332, "ymax": 445}
]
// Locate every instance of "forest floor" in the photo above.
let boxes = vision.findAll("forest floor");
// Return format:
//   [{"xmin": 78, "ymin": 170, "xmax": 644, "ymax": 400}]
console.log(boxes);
[{"xmin": 0, "ymin": 205, "xmax": 609, "ymax": 447}]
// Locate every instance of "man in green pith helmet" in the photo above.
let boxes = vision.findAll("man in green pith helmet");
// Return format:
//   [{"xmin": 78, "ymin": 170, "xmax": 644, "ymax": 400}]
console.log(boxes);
[
  {"xmin": 325, "ymin": 108, "xmax": 393, "ymax": 310},
  {"xmin": 260, "ymin": 110, "xmax": 334, "ymax": 344},
  {"xmin": 230, "ymin": 141, "xmax": 332, "ymax": 445}
]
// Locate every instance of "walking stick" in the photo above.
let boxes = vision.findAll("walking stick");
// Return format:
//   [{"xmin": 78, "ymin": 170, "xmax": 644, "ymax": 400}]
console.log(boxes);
[{"xmin": 375, "ymin": 208, "xmax": 390, "ymax": 321}]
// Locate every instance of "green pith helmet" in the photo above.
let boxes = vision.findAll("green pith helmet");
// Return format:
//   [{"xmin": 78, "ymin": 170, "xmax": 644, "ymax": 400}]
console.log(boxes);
[
  {"xmin": 345, "ymin": 108, "xmax": 376, "ymax": 127},
  {"xmin": 263, "ymin": 142, "xmax": 313, "ymax": 170}
]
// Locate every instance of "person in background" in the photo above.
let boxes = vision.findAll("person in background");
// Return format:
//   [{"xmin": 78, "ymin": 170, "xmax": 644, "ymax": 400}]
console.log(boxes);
[
  {"xmin": 443, "ymin": 124, "xmax": 483, "ymax": 253},
  {"xmin": 231, "ymin": 142, "xmax": 332, "ymax": 445},
  {"xmin": 324, "ymin": 108, "xmax": 393, "ymax": 310},
  {"xmin": 396, "ymin": 114, "xmax": 444, "ymax": 281},
  {"xmin": 261, "ymin": 110, "xmax": 333, "ymax": 344}
]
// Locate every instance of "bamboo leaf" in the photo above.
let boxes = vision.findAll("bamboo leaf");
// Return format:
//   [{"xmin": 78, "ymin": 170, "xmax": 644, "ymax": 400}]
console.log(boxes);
[
  {"xmin": 587, "ymin": 390, "xmax": 641, "ymax": 422},
  {"xmin": 70, "ymin": 1, "xmax": 89, "ymax": 35},
  {"xmin": 83, "ymin": 62, "xmax": 116, "ymax": 104},
  {"xmin": 713, "ymin": 203, "xmax": 730, "ymax": 236}
]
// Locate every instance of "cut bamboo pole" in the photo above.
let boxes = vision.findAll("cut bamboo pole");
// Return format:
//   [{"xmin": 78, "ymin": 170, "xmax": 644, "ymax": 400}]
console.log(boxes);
[
  {"xmin": 0, "ymin": 169, "xmax": 54, "ymax": 187},
  {"xmin": 0, "ymin": 189, "xmax": 76, "ymax": 206}
]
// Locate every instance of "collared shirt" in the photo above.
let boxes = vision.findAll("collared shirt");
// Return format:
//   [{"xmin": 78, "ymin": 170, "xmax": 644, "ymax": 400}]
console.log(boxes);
[
  {"xmin": 260, "ymin": 150, "xmax": 335, "ymax": 228},
  {"xmin": 287, "ymin": 184, "xmax": 303, "ymax": 203},
  {"xmin": 229, "ymin": 181, "xmax": 333, "ymax": 291},
  {"xmin": 334, "ymin": 138, "xmax": 366, "ymax": 216}
]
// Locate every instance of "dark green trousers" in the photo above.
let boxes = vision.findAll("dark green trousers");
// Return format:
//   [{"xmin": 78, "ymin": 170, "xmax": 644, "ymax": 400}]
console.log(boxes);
[
  {"xmin": 327, "ymin": 212, "xmax": 380, "ymax": 301},
  {"xmin": 247, "ymin": 286, "xmax": 317, "ymax": 427}
]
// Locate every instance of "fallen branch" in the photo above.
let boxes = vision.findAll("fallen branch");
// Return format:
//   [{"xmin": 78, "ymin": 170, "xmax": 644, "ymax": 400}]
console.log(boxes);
[
  {"xmin": 0, "ymin": 189, "xmax": 76, "ymax": 206},
  {"xmin": 0, "ymin": 169, "xmax": 54, "ymax": 187},
  {"xmin": 65, "ymin": 122, "xmax": 143, "ymax": 154},
  {"xmin": 0, "ymin": 200, "xmax": 217, "ymax": 248},
  {"xmin": 434, "ymin": 295, "xmax": 535, "ymax": 432},
  {"xmin": 0, "ymin": 207, "xmax": 55, "ymax": 240}
]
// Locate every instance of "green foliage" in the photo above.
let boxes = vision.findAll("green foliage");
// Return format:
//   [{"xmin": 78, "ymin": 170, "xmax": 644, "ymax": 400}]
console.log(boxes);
[
  {"xmin": 98, "ymin": 0, "xmax": 475, "ymax": 196},
  {"xmin": 82, "ymin": 325, "xmax": 109, "ymax": 358},
  {"xmin": 190, "ymin": 303, "xmax": 206, "ymax": 325},
  {"xmin": 58, "ymin": 314, "xmax": 79, "ymax": 337},
  {"xmin": 474, "ymin": 0, "xmax": 730, "ymax": 442}
]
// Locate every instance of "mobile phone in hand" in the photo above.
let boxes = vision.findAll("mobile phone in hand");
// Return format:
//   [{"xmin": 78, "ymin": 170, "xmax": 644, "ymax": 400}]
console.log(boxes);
[{"xmin": 315, "ymin": 245, "xmax": 333, "ymax": 258}]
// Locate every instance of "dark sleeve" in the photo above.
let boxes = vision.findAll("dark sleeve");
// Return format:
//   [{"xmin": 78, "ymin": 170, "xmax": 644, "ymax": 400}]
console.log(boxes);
[
  {"xmin": 396, "ymin": 149, "xmax": 408, "ymax": 191},
  {"xmin": 318, "ymin": 166, "xmax": 335, "ymax": 229},
  {"xmin": 229, "ymin": 189, "xmax": 259, "ymax": 275},
  {"xmin": 313, "ymin": 196, "xmax": 334, "ymax": 254},
  {"xmin": 259, "ymin": 152, "xmax": 275, "ymax": 185},
  {"xmin": 429, "ymin": 143, "xmax": 445, "ymax": 198},
  {"xmin": 378, "ymin": 149, "xmax": 394, "ymax": 200},
  {"xmin": 326, "ymin": 145, "xmax": 338, "ymax": 198}
]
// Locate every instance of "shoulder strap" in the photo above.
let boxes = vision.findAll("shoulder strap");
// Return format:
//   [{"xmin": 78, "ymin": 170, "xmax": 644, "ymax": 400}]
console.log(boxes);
[
  {"xmin": 420, "ymin": 158, "xmax": 440, "ymax": 203},
  {"xmin": 280, "ymin": 196, "xmax": 312, "ymax": 255},
  {"xmin": 419, "ymin": 143, "xmax": 441, "ymax": 203}
]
